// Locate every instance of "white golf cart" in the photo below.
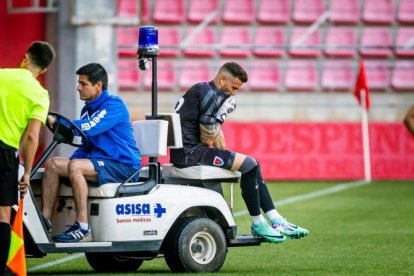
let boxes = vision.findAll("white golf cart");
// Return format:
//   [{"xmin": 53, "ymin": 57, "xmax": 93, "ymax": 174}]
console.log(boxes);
[{"xmin": 20, "ymin": 111, "xmax": 263, "ymax": 273}]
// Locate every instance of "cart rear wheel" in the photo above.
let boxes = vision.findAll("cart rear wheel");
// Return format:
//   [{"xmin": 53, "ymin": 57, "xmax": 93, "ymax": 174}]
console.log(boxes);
[{"xmin": 164, "ymin": 217, "xmax": 227, "ymax": 272}]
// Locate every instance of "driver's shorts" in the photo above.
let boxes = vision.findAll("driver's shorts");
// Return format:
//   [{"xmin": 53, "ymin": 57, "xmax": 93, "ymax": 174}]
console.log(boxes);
[
  {"xmin": 0, "ymin": 140, "xmax": 19, "ymax": 206},
  {"xmin": 90, "ymin": 159, "xmax": 139, "ymax": 186}
]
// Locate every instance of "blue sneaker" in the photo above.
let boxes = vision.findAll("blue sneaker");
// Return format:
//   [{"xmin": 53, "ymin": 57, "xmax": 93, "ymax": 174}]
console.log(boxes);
[
  {"xmin": 251, "ymin": 222, "xmax": 286, "ymax": 243},
  {"xmin": 271, "ymin": 218, "xmax": 309, "ymax": 240},
  {"xmin": 53, "ymin": 221, "xmax": 93, "ymax": 243}
]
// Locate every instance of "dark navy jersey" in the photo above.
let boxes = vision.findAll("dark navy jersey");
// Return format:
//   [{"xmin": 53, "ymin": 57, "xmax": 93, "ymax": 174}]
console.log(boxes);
[{"xmin": 174, "ymin": 81, "xmax": 230, "ymax": 153}]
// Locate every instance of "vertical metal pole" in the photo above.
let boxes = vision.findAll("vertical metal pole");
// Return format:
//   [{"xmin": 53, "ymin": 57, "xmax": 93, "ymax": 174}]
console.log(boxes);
[
  {"xmin": 151, "ymin": 56, "xmax": 158, "ymax": 120},
  {"xmin": 149, "ymin": 56, "xmax": 158, "ymax": 165}
]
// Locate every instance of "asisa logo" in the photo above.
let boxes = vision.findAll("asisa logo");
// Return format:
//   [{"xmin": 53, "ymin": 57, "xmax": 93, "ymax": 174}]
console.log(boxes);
[
  {"xmin": 116, "ymin": 203, "xmax": 150, "ymax": 215},
  {"xmin": 115, "ymin": 203, "xmax": 167, "ymax": 218}
]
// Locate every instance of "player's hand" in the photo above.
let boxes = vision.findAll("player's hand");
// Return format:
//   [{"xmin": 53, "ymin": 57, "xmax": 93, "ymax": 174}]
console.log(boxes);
[
  {"xmin": 18, "ymin": 173, "xmax": 30, "ymax": 198},
  {"xmin": 216, "ymin": 95, "xmax": 236, "ymax": 124}
]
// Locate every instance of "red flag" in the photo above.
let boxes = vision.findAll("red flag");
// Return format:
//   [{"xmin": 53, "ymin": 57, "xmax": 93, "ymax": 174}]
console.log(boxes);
[
  {"xmin": 354, "ymin": 60, "xmax": 371, "ymax": 110},
  {"xmin": 7, "ymin": 199, "xmax": 27, "ymax": 276}
]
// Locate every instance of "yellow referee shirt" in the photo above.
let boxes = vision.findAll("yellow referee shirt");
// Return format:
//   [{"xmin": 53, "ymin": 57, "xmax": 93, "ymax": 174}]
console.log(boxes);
[{"xmin": 0, "ymin": 68, "xmax": 49, "ymax": 149}]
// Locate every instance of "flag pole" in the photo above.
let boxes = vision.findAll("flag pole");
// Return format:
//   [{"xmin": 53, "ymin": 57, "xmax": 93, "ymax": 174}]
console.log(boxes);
[{"xmin": 360, "ymin": 89, "xmax": 371, "ymax": 183}]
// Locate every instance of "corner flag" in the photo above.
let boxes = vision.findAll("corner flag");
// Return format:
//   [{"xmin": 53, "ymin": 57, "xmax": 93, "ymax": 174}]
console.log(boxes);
[
  {"xmin": 354, "ymin": 60, "xmax": 371, "ymax": 110},
  {"xmin": 7, "ymin": 199, "xmax": 26, "ymax": 276},
  {"xmin": 354, "ymin": 60, "xmax": 372, "ymax": 183}
]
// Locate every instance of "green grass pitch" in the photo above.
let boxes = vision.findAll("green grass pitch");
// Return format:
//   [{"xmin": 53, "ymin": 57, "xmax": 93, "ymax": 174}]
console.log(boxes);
[{"xmin": 26, "ymin": 181, "xmax": 414, "ymax": 275}]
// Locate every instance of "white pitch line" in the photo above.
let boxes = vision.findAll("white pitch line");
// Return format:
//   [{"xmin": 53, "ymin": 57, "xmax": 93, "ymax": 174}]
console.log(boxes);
[
  {"xmin": 28, "ymin": 253, "xmax": 84, "ymax": 272},
  {"xmin": 233, "ymin": 180, "xmax": 369, "ymax": 217},
  {"xmin": 28, "ymin": 180, "xmax": 368, "ymax": 272}
]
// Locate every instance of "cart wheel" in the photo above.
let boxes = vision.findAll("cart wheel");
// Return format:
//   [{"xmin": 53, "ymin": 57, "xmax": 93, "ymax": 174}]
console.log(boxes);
[
  {"xmin": 164, "ymin": 217, "xmax": 227, "ymax": 272},
  {"xmin": 85, "ymin": 252, "xmax": 143, "ymax": 272}
]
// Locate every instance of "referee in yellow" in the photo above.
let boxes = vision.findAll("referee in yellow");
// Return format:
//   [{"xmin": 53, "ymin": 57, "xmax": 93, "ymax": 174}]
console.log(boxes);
[{"xmin": 0, "ymin": 41, "xmax": 55, "ymax": 275}]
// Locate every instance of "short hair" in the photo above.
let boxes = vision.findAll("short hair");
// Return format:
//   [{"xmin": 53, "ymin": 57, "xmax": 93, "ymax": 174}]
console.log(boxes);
[
  {"xmin": 76, "ymin": 63, "xmax": 108, "ymax": 90},
  {"xmin": 27, "ymin": 41, "xmax": 56, "ymax": 70},
  {"xmin": 219, "ymin": 62, "xmax": 248, "ymax": 83}
]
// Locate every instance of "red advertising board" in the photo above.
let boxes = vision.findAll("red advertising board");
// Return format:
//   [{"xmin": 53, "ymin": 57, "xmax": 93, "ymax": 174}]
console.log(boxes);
[
  {"xmin": 222, "ymin": 122, "xmax": 414, "ymax": 180},
  {"xmin": 153, "ymin": 122, "xmax": 413, "ymax": 180}
]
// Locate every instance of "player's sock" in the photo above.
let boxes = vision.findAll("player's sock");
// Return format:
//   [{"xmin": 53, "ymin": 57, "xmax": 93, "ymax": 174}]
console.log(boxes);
[
  {"xmin": 240, "ymin": 165, "xmax": 261, "ymax": 216},
  {"xmin": 266, "ymin": 209, "xmax": 283, "ymax": 221},
  {"xmin": 0, "ymin": 222, "xmax": 11, "ymax": 274},
  {"xmin": 251, "ymin": 214, "xmax": 266, "ymax": 225}
]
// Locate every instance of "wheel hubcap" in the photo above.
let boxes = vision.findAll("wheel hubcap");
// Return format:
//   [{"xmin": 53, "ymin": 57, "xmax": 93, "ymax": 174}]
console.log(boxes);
[{"xmin": 190, "ymin": 231, "xmax": 217, "ymax": 264}]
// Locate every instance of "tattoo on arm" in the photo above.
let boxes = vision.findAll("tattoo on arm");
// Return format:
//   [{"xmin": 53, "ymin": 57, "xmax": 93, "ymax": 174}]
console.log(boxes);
[
  {"xmin": 213, "ymin": 128, "xmax": 226, "ymax": 149},
  {"xmin": 200, "ymin": 123, "xmax": 221, "ymax": 146}
]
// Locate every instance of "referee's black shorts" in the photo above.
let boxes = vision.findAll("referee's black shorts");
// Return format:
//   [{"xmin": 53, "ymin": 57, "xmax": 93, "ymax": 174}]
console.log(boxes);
[{"xmin": 0, "ymin": 140, "xmax": 18, "ymax": 206}]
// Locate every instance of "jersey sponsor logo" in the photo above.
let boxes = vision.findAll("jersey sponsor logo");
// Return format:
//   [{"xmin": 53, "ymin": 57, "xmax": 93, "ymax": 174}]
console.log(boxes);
[
  {"xmin": 81, "ymin": 109, "xmax": 107, "ymax": 131},
  {"xmin": 97, "ymin": 160, "xmax": 105, "ymax": 167},
  {"xmin": 213, "ymin": 156, "xmax": 224, "ymax": 167},
  {"xmin": 115, "ymin": 203, "xmax": 167, "ymax": 218}
]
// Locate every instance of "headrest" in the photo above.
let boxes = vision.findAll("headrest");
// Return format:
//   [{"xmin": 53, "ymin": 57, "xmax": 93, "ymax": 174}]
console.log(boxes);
[
  {"xmin": 132, "ymin": 120, "xmax": 168, "ymax": 157},
  {"xmin": 145, "ymin": 113, "xmax": 183, "ymax": 149}
]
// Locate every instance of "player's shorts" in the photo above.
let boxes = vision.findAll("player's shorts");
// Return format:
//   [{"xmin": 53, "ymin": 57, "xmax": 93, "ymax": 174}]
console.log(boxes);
[
  {"xmin": 178, "ymin": 146, "xmax": 236, "ymax": 170},
  {"xmin": 90, "ymin": 159, "xmax": 139, "ymax": 186},
  {"xmin": 0, "ymin": 140, "xmax": 19, "ymax": 206}
]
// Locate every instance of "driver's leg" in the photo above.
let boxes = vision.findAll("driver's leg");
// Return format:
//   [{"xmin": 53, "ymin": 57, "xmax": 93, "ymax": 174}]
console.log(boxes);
[
  {"xmin": 42, "ymin": 157, "xmax": 70, "ymax": 220},
  {"xmin": 67, "ymin": 159, "xmax": 97, "ymax": 225},
  {"xmin": 52, "ymin": 159, "xmax": 96, "ymax": 243}
]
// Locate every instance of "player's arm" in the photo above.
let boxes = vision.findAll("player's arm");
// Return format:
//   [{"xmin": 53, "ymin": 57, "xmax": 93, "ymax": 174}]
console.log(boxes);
[
  {"xmin": 213, "ymin": 128, "xmax": 226, "ymax": 149},
  {"xmin": 20, "ymin": 119, "xmax": 42, "ymax": 197},
  {"xmin": 199, "ymin": 95, "xmax": 236, "ymax": 146},
  {"xmin": 199, "ymin": 122, "xmax": 221, "ymax": 146},
  {"xmin": 404, "ymin": 104, "xmax": 414, "ymax": 138}
]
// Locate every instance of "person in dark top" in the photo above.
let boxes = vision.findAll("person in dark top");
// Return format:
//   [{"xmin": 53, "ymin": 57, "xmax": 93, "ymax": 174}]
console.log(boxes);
[{"xmin": 172, "ymin": 62, "xmax": 309, "ymax": 243}]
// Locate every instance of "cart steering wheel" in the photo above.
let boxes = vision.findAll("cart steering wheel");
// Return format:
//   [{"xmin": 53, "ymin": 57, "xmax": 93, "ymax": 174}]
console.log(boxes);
[{"xmin": 46, "ymin": 111, "xmax": 87, "ymax": 147}]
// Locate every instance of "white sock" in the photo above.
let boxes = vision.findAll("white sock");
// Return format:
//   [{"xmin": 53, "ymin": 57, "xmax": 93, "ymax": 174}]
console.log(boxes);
[
  {"xmin": 251, "ymin": 214, "xmax": 266, "ymax": 225},
  {"xmin": 78, "ymin": 221, "xmax": 89, "ymax": 231},
  {"xmin": 266, "ymin": 209, "xmax": 283, "ymax": 221}
]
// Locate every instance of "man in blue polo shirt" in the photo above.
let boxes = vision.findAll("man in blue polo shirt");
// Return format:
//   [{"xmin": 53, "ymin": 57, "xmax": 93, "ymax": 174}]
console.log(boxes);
[{"xmin": 42, "ymin": 63, "xmax": 141, "ymax": 243}]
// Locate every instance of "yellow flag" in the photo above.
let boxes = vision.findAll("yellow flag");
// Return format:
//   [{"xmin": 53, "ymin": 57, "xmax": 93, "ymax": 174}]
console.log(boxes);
[{"xmin": 7, "ymin": 199, "xmax": 26, "ymax": 276}]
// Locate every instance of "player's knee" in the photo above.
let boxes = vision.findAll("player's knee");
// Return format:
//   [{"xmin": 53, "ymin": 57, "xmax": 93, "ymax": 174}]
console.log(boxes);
[
  {"xmin": 238, "ymin": 156, "xmax": 258, "ymax": 174},
  {"xmin": 45, "ymin": 157, "xmax": 59, "ymax": 171},
  {"xmin": 68, "ymin": 160, "xmax": 82, "ymax": 176}
]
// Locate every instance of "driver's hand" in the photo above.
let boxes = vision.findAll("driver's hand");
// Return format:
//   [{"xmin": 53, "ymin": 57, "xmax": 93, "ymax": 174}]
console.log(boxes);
[
  {"xmin": 47, "ymin": 115, "xmax": 56, "ymax": 126},
  {"xmin": 18, "ymin": 173, "xmax": 30, "ymax": 198}
]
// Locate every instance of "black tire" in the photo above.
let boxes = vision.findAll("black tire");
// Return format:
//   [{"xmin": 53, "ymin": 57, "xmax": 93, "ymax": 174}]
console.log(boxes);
[
  {"xmin": 163, "ymin": 217, "xmax": 227, "ymax": 273},
  {"xmin": 85, "ymin": 252, "xmax": 143, "ymax": 272}
]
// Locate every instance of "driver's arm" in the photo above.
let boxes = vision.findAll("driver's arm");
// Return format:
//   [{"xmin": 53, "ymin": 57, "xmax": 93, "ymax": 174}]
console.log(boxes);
[{"xmin": 73, "ymin": 99, "xmax": 125, "ymax": 136}]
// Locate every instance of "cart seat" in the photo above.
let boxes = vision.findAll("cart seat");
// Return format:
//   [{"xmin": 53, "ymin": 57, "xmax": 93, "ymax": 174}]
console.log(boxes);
[
  {"xmin": 31, "ymin": 120, "xmax": 166, "ymax": 198},
  {"xmin": 162, "ymin": 163, "xmax": 240, "ymax": 180},
  {"xmin": 151, "ymin": 113, "xmax": 241, "ymax": 185},
  {"xmin": 58, "ymin": 181, "xmax": 147, "ymax": 198}
]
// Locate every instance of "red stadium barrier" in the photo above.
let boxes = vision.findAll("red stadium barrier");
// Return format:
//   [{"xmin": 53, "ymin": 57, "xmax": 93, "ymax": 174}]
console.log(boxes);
[
  {"xmin": 149, "ymin": 122, "xmax": 413, "ymax": 181},
  {"xmin": 221, "ymin": 122, "xmax": 414, "ymax": 180}
]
